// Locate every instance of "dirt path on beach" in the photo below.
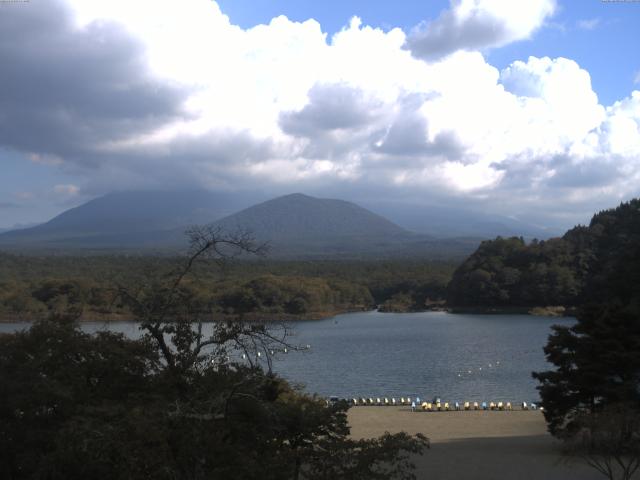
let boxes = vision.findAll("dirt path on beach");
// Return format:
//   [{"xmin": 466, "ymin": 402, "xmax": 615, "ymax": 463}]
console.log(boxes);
[{"xmin": 348, "ymin": 407, "xmax": 604, "ymax": 480}]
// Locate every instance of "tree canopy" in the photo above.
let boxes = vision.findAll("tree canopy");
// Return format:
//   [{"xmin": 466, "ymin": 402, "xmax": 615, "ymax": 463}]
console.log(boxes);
[
  {"xmin": 531, "ymin": 200, "xmax": 640, "ymax": 478},
  {"xmin": 447, "ymin": 198, "xmax": 640, "ymax": 312},
  {"xmin": 0, "ymin": 252, "xmax": 455, "ymax": 322},
  {"xmin": 0, "ymin": 227, "xmax": 429, "ymax": 479}
]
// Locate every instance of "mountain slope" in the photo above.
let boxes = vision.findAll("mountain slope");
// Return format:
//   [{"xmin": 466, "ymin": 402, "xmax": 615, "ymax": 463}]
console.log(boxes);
[
  {"xmin": 209, "ymin": 193, "xmax": 481, "ymax": 259},
  {"xmin": 213, "ymin": 193, "xmax": 409, "ymax": 240},
  {"xmin": 0, "ymin": 191, "xmax": 481, "ymax": 259},
  {"xmin": 0, "ymin": 190, "xmax": 261, "ymax": 248}
]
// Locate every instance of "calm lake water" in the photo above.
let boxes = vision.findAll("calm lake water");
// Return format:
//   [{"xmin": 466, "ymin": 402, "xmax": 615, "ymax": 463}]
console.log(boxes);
[{"xmin": 1, "ymin": 311, "xmax": 573, "ymax": 403}]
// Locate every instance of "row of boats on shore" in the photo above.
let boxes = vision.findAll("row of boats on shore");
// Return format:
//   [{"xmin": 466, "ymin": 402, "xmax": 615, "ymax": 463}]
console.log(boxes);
[{"xmin": 329, "ymin": 396, "xmax": 542, "ymax": 411}]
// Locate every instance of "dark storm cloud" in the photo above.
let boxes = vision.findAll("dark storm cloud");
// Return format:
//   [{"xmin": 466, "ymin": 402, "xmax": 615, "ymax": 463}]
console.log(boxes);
[
  {"xmin": 405, "ymin": 7, "xmax": 510, "ymax": 61},
  {"xmin": 168, "ymin": 130, "xmax": 275, "ymax": 167},
  {"xmin": 471, "ymin": 151, "xmax": 640, "ymax": 232},
  {"xmin": 493, "ymin": 154, "xmax": 624, "ymax": 192},
  {"xmin": 0, "ymin": 0, "xmax": 189, "ymax": 161},
  {"xmin": 488, "ymin": 157, "xmax": 549, "ymax": 191},
  {"xmin": 72, "ymin": 129, "xmax": 277, "ymax": 194},
  {"xmin": 371, "ymin": 94, "xmax": 464, "ymax": 159},
  {"xmin": 277, "ymin": 83, "xmax": 385, "ymax": 161},
  {"xmin": 278, "ymin": 86, "xmax": 463, "ymax": 166},
  {"xmin": 294, "ymin": 128, "xmax": 370, "ymax": 160},
  {"xmin": 545, "ymin": 157, "xmax": 623, "ymax": 188},
  {"xmin": 279, "ymin": 83, "xmax": 378, "ymax": 137}
]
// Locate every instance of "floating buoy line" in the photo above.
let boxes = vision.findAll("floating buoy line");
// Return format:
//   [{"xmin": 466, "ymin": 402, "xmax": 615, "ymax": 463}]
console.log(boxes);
[
  {"xmin": 232, "ymin": 344, "xmax": 311, "ymax": 362},
  {"xmin": 454, "ymin": 360, "xmax": 504, "ymax": 379},
  {"xmin": 328, "ymin": 396, "xmax": 541, "ymax": 411}
]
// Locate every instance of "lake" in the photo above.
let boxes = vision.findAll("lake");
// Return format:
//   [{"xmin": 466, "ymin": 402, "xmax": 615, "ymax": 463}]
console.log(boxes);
[{"xmin": 0, "ymin": 311, "xmax": 573, "ymax": 403}]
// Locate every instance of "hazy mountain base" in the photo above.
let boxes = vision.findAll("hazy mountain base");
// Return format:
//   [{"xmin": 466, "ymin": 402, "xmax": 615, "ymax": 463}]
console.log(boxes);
[{"xmin": 0, "ymin": 234, "xmax": 481, "ymax": 261}]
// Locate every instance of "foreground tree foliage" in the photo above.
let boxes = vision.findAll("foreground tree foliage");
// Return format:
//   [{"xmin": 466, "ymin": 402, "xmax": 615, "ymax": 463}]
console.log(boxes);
[
  {"xmin": 533, "ymin": 305, "xmax": 640, "ymax": 480},
  {"xmin": 0, "ymin": 227, "xmax": 428, "ymax": 479},
  {"xmin": 533, "ymin": 305, "xmax": 640, "ymax": 436},
  {"xmin": 533, "ymin": 200, "xmax": 640, "ymax": 479}
]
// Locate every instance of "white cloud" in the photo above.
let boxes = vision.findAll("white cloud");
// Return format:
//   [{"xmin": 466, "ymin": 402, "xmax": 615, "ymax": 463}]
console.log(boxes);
[
  {"xmin": 405, "ymin": 0, "xmax": 556, "ymax": 60},
  {"xmin": 600, "ymin": 91, "xmax": 640, "ymax": 157},
  {"xmin": 1, "ymin": 0, "xmax": 639, "ymax": 227},
  {"xmin": 500, "ymin": 56, "xmax": 605, "ymax": 148}
]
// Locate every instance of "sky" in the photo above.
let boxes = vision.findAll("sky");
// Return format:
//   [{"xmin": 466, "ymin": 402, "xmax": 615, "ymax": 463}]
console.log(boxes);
[{"xmin": 1, "ymin": 0, "xmax": 639, "ymax": 230}]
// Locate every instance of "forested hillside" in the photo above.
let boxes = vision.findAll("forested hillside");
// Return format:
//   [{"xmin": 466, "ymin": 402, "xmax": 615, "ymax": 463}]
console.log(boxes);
[
  {"xmin": 0, "ymin": 255, "xmax": 455, "ymax": 321},
  {"xmin": 447, "ymin": 199, "xmax": 640, "ymax": 312}
]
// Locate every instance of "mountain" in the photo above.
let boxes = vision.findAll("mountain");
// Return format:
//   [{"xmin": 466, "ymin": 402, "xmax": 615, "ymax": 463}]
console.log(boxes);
[
  {"xmin": 209, "ymin": 193, "xmax": 480, "ymax": 259},
  {"xmin": 213, "ymin": 193, "xmax": 407, "ymax": 240},
  {"xmin": 0, "ymin": 191, "xmax": 481, "ymax": 258},
  {"xmin": 0, "ymin": 190, "xmax": 263, "ymax": 249}
]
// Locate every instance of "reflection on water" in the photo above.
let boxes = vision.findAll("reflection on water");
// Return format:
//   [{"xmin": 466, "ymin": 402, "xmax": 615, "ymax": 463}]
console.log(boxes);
[{"xmin": 1, "ymin": 310, "xmax": 572, "ymax": 402}]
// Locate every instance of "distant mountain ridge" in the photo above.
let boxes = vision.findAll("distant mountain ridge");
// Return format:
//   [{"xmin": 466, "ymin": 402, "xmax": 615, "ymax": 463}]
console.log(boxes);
[
  {"xmin": 207, "ymin": 193, "xmax": 469, "ymax": 258},
  {"xmin": 363, "ymin": 202, "xmax": 558, "ymax": 239},
  {"xmin": 0, "ymin": 190, "xmax": 262, "ymax": 248},
  {"xmin": 0, "ymin": 191, "xmax": 483, "ymax": 258}
]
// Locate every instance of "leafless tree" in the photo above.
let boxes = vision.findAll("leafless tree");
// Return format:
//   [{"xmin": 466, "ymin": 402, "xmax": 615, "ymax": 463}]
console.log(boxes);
[
  {"xmin": 564, "ymin": 403, "xmax": 640, "ymax": 480},
  {"xmin": 114, "ymin": 225, "xmax": 298, "ymax": 373}
]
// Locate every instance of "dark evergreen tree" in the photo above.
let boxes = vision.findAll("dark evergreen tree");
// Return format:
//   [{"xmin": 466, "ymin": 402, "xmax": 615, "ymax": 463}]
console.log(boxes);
[
  {"xmin": 532, "ymin": 200, "xmax": 640, "ymax": 477},
  {"xmin": 533, "ymin": 304, "xmax": 640, "ymax": 436}
]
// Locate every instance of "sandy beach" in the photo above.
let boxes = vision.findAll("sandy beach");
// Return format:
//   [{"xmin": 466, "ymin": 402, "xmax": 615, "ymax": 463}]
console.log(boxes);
[{"xmin": 348, "ymin": 407, "xmax": 603, "ymax": 479}]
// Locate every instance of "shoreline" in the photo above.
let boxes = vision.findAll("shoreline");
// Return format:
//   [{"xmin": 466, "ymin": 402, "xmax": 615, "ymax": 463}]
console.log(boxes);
[
  {"xmin": 0, "ymin": 304, "xmax": 576, "ymax": 324},
  {"xmin": 0, "ymin": 306, "xmax": 372, "ymax": 324},
  {"xmin": 447, "ymin": 305, "xmax": 576, "ymax": 317}
]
